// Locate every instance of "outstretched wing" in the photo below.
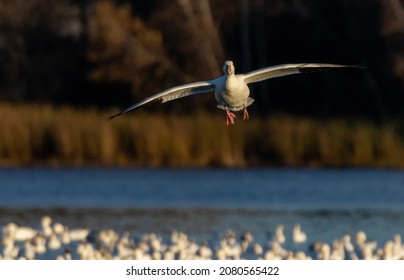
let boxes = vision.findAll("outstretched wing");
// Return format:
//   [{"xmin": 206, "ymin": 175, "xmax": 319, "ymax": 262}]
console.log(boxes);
[
  {"xmin": 240, "ymin": 63, "xmax": 363, "ymax": 84},
  {"xmin": 107, "ymin": 81, "xmax": 216, "ymax": 120}
]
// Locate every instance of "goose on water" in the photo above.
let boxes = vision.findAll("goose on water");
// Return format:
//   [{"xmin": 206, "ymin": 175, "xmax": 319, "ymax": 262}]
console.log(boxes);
[{"xmin": 107, "ymin": 61, "xmax": 362, "ymax": 125}]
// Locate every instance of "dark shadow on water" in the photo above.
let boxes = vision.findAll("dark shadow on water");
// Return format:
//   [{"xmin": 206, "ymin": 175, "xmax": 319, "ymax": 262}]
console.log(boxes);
[{"xmin": 1, "ymin": 206, "xmax": 403, "ymax": 247}]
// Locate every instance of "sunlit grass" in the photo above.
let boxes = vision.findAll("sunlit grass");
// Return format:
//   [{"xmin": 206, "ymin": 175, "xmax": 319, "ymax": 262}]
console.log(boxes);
[{"xmin": 0, "ymin": 103, "xmax": 404, "ymax": 168}]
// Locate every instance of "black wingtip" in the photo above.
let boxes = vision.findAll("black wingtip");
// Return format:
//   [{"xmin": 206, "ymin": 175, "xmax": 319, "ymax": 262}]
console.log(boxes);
[
  {"xmin": 298, "ymin": 64, "xmax": 366, "ymax": 74},
  {"xmin": 101, "ymin": 112, "xmax": 123, "ymax": 123},
  {"xmin": 354, "ymin": 63, "xmax": 367, "ymax": 69}
]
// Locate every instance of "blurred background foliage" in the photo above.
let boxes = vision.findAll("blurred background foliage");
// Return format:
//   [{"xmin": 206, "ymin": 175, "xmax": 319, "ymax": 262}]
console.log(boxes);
[{"xmin": 0, "ymin": 0, "xmax": 404, "ymax": 167}]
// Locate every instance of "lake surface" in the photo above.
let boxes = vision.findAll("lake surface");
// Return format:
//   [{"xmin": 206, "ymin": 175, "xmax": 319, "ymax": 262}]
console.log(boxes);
[{"xmin": 1, "ymin": 168, "xmax": 404, "ymax": 247}]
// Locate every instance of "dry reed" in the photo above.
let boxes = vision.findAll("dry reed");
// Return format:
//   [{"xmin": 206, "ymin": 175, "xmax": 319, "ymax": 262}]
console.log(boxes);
[{"xmin": 0, "ymin": 103, "xmax": 403, "ymax": 168}]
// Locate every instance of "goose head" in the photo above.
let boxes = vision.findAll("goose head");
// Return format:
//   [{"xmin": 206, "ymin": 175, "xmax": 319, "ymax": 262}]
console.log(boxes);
[{"xmin": 223, "ymin": 60, "xmax": 235, "ymax": 75}]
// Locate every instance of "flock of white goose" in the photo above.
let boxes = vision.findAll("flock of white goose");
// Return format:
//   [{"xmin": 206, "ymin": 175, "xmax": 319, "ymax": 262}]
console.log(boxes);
[{"xmin": 1, "ymin": 216, "xmax": 403, "ymax": 260}]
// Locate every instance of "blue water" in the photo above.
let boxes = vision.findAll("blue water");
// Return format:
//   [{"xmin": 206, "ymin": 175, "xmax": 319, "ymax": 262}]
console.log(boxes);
[{"xmin": 1, "ymin": 168, "xmax": 404, "ymax": 246}]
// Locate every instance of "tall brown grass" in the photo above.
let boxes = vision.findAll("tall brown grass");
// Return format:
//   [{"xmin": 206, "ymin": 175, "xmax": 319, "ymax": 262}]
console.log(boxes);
[{"xmin": 0, "ymin": 103, "xmax": 404, "ymax": 168}]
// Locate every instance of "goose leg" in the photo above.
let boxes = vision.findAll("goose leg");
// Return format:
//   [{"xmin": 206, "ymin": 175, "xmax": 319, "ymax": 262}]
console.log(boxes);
[
  {"xmin": 242, "ymin": 106, "xmax": 249, "ymax": 121},
  {"xmin": 226, "ymin": 108, "xmax": 236, "ymax": 125}
]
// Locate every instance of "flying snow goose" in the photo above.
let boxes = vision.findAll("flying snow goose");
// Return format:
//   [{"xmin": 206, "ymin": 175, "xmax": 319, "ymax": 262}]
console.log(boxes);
[{"xmin": 107, "ymin": 61, "xmax": 362, "ymax": 125}]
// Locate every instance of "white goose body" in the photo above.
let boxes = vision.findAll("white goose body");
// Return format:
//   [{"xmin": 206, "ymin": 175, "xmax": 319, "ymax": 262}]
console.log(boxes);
[
  {"xmin": 108, "ymin": 61, "xmax": 362, "ymax": 125},
  {"xmin": 215, "ymin": 73, "xmax": 251, "ymax": 111}
]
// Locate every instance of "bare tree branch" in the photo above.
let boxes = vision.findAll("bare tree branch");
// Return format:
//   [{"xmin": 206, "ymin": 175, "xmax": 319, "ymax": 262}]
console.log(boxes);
[
  {"xmin": 176, "ymin": 0, "xmax": 220, "ymax": 76},
  {"xmin": 389, "ymin": 0, "xmax": 404, "ymax": 31}
]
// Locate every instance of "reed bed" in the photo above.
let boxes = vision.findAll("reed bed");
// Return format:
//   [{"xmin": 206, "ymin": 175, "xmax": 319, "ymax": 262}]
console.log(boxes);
[{"xmin": 0, "ymin": 103, "xmax": 404, "ymax": 168}]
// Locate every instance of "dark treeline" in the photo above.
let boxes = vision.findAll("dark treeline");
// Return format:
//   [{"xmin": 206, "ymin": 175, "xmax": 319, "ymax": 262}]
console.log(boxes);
[{"xmin": 0, "ymin": 0, "xmax": 403, "ymax": 119}]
